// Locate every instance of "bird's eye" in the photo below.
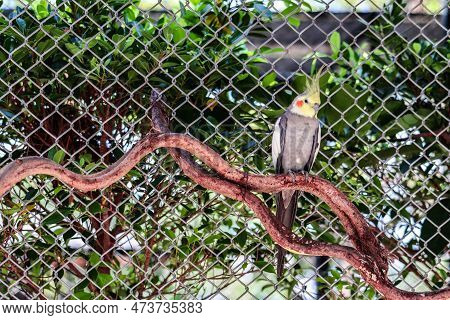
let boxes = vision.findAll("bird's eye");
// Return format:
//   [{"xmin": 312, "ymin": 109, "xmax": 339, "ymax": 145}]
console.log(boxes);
[{"xmin": 305, "ymin": 99, "xmax": 309, "ymax": 104}]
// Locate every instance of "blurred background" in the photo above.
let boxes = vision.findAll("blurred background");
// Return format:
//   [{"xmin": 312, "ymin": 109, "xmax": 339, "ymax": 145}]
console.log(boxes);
[{"xmin": 0, "ymin": 0, "xmax": 448, "ymax": 299}]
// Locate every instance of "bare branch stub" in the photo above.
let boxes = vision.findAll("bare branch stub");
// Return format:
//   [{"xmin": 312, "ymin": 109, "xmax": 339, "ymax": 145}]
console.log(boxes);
[{"xmin": 0, "ymin": 93, "xmax": 448, "ymax": 300}]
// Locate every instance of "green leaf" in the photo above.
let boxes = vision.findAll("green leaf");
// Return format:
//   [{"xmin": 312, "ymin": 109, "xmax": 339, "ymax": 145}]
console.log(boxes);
[
  {"xmin": 319, "ymin": 71, "xmax": 332, "ymax": 87},
  {"xmin": 420, "ymin": 199, "xmax": 450, "ymax": 255},
  {"xmin": 121, "ymin": 37, "xmax": 135, "ymax": 51},
  {"xmin": 89, "ymin": 252, "xmax": 101, "ymax": 266},
  {"xmin": 292, "ymin": 74, "xmax": 307, "ymax": 93},
  {"xmin": 204, "ymin": 234, "xmax": 221, "ymax": 245},
  {"xmin": 2, "ymin": 206, "xmax": 22, "ymax": 215},
  {"xmin": 79, "ymin": 153, "xmax": 92, "ymax": 167},
  {"xmin": 171, "ymin": 25, "xmax": 186, "ymax": 43},
  {"xmin": 260, "ymin": 47, "xmax": 285, "ymax": 55},
  {"xmin": 33, "ymin": 1, "xmax": 50, "ymax": 20},
  {"xmin": 235, "ymin": 230, "xmax": 247, "ymax": 247},
  {"xmin": 325, "ymin": 84, "xmax": 366, "ymax": 134},
  {"xmin": 87, "ymin": 39, "xmax": 98, "ymax": 49},
  {"xmin": 84, "ymin": 162, "xmax": 98, "ymax": 172},
  {"xmin": 287, "ymin": 17, "xmax": 300, "ymax": 28},
  {"xmin": 36, "ymin": 39, "xmax": 55, "ymax": 54},
  {"xmin": 134, "ymin": 58, "xmax": 150, "ymax": 73},
  {"xmin": 261, "ymin": 108, "xmax": 284, "ymax": 118},
  {"xmin": 74, "ymin": 279, "xmax": 90, "ymax": 293},
  {"xmin": 162, "ymin": 61, "xmax": 180, "ymax": 68},
  {"xmin": 96, "ymin": 273, "xmax": 113, "ymax": 287},
  {"xmin": 164, "ymin": 228, "xmax": 176, "ymax": 240},
  {"xmin": 329, "ymin": 31, "xmax": 341, "ymax": 58},
  {"xmin": 330, "ymin": 269, "xmax": 341, "ymax": 279},
  {"xmin": 280, "ymin": 5, "xmax": 300, "ymax": 17},
  {"xmin": 412, "ymin": 42, "xmax": 421, "ymax": 54},
  {"xmin": 43, "ymin": 212, "xmax": 65, "ymax": 225},
  {"xmin": 300, "ymin": 1, "xmax": 312, "ymax": 11},
  {"xmin": 372, "ymin": 176, "xmax": 383, "ymax": 194},
  {"xmin": 124, "ymin": 6, "xmax": 139, "ymax": 23},
  {"xmin": 262, "ymin": 72, "xmax": 277, "ymax": 87},
  {"xmin": 53, "ymin": 149, "xmax": 66, "ymax": 164},
  {"xmin": 88, "ymin": 201, "xmax": 102, "ymax": 214},
  {"xmin": 320, "ymin": 231, "xmax": 336, "ymax": 243},
  {"xmin": 254, "ymin": 154, "xmax": 265, "ymax": 171},
  {"xmin": 42, "ymin": 234, "xmax": 56, "ymax": 244},
  {"xmin": 254, "ymin": 260, "xmax": 276, "ymax": 274},
  {"xmin": 65, "ymin": 43, "xmax": 83, "ymax": 61},
  {"xmin": 397, "ymin": 114, "xmax": 420, "ymax": 129}
]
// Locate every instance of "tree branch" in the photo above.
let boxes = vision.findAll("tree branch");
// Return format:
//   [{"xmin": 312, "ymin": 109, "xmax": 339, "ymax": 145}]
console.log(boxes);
[{"xmin": 0, "ymin": 92, "xmax": 448, "ymax": 300}]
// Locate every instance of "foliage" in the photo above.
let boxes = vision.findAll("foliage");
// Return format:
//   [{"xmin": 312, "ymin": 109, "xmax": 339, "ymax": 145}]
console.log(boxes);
[
  {"xmin": 0, "ymin": 0, "xmax": 448, "ymax": 299},
  {"xmin": 315, "ymin": 0, "xmax": 449, "ymax": 294},
  {"xmin": 0, "ymin": 0, "xmax": 288, "ymax": 300}
]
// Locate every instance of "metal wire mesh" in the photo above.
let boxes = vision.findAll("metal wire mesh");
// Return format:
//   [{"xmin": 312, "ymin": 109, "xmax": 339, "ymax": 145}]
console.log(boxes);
[{"xmin": 0, "ymin": 0, "xmax": 448, "ymax": 299}]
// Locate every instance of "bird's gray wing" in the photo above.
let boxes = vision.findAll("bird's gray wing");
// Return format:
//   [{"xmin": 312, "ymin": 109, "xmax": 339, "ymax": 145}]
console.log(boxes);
[
  {"xmin": 304, "ymin": 123, "xmax": 321, "ymax": 172},
  {"xmin": 274, "ymin": 115, "xmax": 296, "ymax": 209}
]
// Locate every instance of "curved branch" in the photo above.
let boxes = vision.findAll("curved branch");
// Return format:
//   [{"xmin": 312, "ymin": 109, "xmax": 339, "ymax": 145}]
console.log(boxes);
[
  {"xmin": 0, "ymin": 97, "xmax": 448, "ymax": 300},
  {"xmin": 148, "ymin": 94, "xmax": 448, "ymax": 300}
]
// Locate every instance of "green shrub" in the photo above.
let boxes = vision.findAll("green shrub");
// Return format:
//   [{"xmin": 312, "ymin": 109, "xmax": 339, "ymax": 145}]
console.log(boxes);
[{"xmin": 0, "ymin": 0, "xmax": 447, "ymax": 299}]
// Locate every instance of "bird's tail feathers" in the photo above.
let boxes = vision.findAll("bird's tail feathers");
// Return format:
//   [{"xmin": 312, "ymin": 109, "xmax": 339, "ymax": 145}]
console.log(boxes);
[{"xmin": 275, "ymin": 190, "xmax": 299, "ymax": 279}]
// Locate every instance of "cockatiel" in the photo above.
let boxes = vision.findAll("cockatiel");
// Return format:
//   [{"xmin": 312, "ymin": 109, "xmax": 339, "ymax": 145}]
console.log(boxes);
[{"xmin": 271, "ymin": 69, "xmax": 323, "ymax": 278}]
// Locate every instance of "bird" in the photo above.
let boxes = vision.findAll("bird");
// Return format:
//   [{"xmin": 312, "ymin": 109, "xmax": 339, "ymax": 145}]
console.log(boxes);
[{"xmin": 271, "ymin": 68, "xmax": 323, "ymax": 278}]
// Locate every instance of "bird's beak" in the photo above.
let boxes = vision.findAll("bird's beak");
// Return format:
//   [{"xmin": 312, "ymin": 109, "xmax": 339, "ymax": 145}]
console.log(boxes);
[{"xmin": 313, "ymin": 104, "xmax": 320, "ymax": 113}]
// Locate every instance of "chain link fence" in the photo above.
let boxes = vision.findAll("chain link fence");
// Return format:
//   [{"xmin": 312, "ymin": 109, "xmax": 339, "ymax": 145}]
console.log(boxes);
[{"xmin": 0, "ymin": 0, "xmax": 448, "ymax": 299}]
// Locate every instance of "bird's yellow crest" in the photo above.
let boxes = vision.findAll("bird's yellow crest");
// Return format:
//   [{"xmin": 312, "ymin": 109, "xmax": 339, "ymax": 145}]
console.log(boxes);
[{"xmin": 291, "ymin": 65, "xmax": 325, "ymax": 118}]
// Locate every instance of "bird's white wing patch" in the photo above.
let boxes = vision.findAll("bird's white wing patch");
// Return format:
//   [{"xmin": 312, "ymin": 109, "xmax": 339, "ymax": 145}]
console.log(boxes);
[
  {"xmin": 271, "ymin": 118, "xmax": 282, "ymax": 169},
  {"xmin": 312, "ymin": 124, "xmax": 321, "ymax": 164}
]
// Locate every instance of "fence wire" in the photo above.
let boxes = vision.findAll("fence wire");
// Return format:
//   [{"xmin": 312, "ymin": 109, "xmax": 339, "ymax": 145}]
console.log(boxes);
[{"xmin": 0, "ymin": 0, "xmax": 448, "ymax": 299}]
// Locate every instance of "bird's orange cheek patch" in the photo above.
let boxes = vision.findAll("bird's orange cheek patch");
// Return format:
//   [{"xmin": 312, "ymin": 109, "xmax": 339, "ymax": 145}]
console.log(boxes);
[{"xmin": 296, "ymin": 100, "xmax": 303, "ymax": 108}]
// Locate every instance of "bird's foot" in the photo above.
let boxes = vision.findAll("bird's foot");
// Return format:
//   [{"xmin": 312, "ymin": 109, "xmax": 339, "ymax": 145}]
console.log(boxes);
[
  {"xmin": 287, "ymin": 170, "xmax": 296, "ymax": 183},
  {"xmin": 300, "ymin": 170, "xmax": 310, "ymax": 183}
]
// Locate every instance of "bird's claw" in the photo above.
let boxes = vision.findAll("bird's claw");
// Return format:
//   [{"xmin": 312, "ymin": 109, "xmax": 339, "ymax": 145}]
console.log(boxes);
[
  {"xmin": 287, "ymin": 170, "xmax": 296, "ymax": 183},
  {"xmin": 287, "ymin": 170, "xmax": 310, "ymax": 184},
  {"xmin": 296, "ymin": 170, "xmax": 309, "ymax": 183},
  {"xmin": 303, "ymin": 170, "xmax": 309, "ymax": 183}
]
